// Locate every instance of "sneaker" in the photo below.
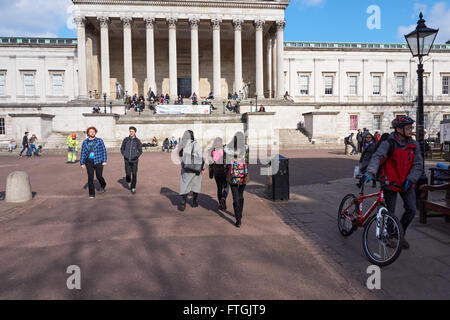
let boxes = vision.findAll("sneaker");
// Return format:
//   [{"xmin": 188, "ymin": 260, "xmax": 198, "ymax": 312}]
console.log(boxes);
[
  {"xmin": 89, "ymin": 195, "xmax": 95, "ymax": 199},
  {"xmin": 99, "ymin": 187, "xmax": 106, "ymax": 194},
  {"xmin": 131, "ymin": 188, "xmax": 136, "ymax": 195},
  {"xmin": 235, "ymin": 220, "xmax": 241, "ymax": 228}
]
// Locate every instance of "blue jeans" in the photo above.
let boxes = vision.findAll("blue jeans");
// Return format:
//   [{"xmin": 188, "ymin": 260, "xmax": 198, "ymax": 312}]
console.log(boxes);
[
  {"xmin": 19, "ymin": 145, "xmax": 28, "ymax": 156},
  {"xmin": 27, "ymin": 144, "xmax": 39, "ymax": 156}
]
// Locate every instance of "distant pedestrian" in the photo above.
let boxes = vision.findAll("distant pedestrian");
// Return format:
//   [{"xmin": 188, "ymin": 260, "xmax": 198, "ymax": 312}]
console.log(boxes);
[
  {"xmin": 27, "ymin": 134, "xmax": 39, "ymax": 157},
  {"xmin": 345, "ymin": 133, "xmax": 358, "ymax": 155},
  {"xmin": 66, "ymin": 133, "xmax": 79, "ymax": 163},
  {"xmin": 162, "ymin": 138, "xmax": 170, "ymax": 152},
  {"xmin": 356, "ymin": 129, "xmax": 363, "ymax": 153},
  {"xmin": 225, "ymin": 132, "xmax": 249, "ymax": 228},
  {"xmin": 120, "ymin": 126, "xmax": 142, "ymax": 195},
  {"xmin": 80, "ymin": 126, "xmax": 107, "ymax": 198},
  {"xmin": 19, "ymin": 131, "xmax": 29, "ymax": 157},
  {"xmin": 178, "ymin": 130, "xmax": 205, "ymax": 211},
  {"xmin": 8, "ymin": 139, "xmax": 17, "ymax": 153},
  {"xmin": 208, "ymin": 137, "xmax": 229, "ymax": 211}
]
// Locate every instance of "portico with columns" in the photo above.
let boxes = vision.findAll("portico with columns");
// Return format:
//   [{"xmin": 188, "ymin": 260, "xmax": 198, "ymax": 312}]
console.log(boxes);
[{"xmin": 72, "ymin": 0, "xmax": 288, "ymax": 100}]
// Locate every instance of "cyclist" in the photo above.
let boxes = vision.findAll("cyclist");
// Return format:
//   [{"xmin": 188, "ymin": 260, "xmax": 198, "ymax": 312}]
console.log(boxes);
[{"xmin": 363, "ymin": 116, "xmax": 423, "ymax": 249}]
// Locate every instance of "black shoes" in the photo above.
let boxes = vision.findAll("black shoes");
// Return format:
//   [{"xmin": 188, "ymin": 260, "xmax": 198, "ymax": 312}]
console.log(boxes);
[
  {"xmin": 219, "ymin": 198, "xmax": 227, "ymax": 211},
  {"xmin": 192, "ymin": 200, "xmax": 199, "ymax": 208},
  {"xmin": 180, "ymin": 202, "xmax": 186, "ymax": 211},
  {"xmin": 235, "ymin": 220, "xmax": 241, "ymax": 228},
  {"xmin": 131, "ymin": 188, "xmax": 136, "ymax": 195},
  {"xmin": 99, "ymin": 187, "xmax": 106, "ymax": 194}
]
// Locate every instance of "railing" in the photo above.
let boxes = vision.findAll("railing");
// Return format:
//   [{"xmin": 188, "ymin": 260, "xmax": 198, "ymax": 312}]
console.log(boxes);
[
  {"xmin": 285, "ymin": 41, "xmax": 450, "ymax": 50},
  {"xmin": 0, "ymin": 37, "xmax": 77, "ymax": 45}
]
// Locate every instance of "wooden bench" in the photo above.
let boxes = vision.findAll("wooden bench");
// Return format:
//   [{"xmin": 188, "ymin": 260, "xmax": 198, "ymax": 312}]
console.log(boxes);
[
  {"xmin": 419, "ymin": 183, "xmax": 450, "ymax": 224},
  {"xmin": 425, "ymin": 142, "xmax": 444, "ymax": 159},
  {"xmin": 429, "ymin": 168, "xmax": 450, "ymax": 185}
]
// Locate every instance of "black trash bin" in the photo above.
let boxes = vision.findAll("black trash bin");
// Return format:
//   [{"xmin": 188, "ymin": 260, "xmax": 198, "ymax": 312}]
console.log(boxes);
[{"xmin": 266, "ymin": 154, "xmax": 289, "ymax": 201}]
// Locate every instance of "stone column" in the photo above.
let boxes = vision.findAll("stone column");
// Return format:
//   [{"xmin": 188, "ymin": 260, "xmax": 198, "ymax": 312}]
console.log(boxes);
[
  {"xmin": 276, "ymin": 20, "xmax": 286, "ymax": 98},
  {"xmin": 254, "ymin": 19, "xmax": 264, "ymax": 98},
  {"xmin": 272, "ymin": 31, "xmax": 277, "ymax": 98},
  {"xmin": 167, "ymin": 17, "xmax": 178, "ymax": 100},
  {"xmin": 233, "ymin": 19, "xmax": 243, "ymax": 96},
  {"xmin": 74, "ymin": 16, "xmax": 87, "ymax": 98},
  {"xmin": 189, "ymin": 18, "xmax": 200, "ymax": 97},
  {"xmin": 144, "ymin": 17, "xmax": 156, "ymax": 93},
  {"xmin": 266, "ymin": 35, "xmax": 273, "ymax": 98},
  {"xmin": 121, "ymin": 16, "xmax": 133, "ymax": 96},
  {"xmin": 98, "ymin": 16, "xmax": 110, "ymax": 98},
  {"xmin": 211, "ymin": 18, "xmax": 222, "ymax": 100}
]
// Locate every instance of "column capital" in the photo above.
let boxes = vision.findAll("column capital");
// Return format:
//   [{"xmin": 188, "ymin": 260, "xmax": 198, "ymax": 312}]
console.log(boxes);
[
  {"xmin": 74, "ymin": 16, "xmax": 86, "ymax": 28},
  {"xmin": 97, "ymin": 16, "xmax": 110, "ymax": 28},
  {"xmin": 254, "ymin": 19, "xmax": 265, "ymax": 31},
  {"xmin": 276, "ymin": 20, "xmax": 286, "ymax": 31},
  {"xmin": 189, "ymin": 17, "xmax": 200, "ymax": 29},
  {"xmin": 144, "ymin": 17, "xmax": 155, "ymax": 28},
  {"xmin": 211, "ymin": 18, "xmax": 222, "ymax": 30},
  {"xmin": 232, "ymin": 19, "xmax": 243, "ymax": 31},
  {"xmin": 166, "ymin": 17, "xmax": 178, "ymax": 29},
  {"xmin": 120, "ymin": 16, "xmax": 133, "ymax": 28}
]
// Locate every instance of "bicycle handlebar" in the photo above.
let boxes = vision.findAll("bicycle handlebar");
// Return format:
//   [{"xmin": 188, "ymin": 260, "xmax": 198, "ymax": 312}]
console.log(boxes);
[{"xmin": 356, "ymin": 175, "xmax": 403, "ymax": 194}]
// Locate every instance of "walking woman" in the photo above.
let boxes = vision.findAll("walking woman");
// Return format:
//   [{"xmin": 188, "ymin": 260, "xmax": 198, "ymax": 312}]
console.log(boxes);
[
  {"xmin": 179, "ymin": 130, "xmax": 205, "ymax": 211},
  {"xmin": 208, "ymin": 137, "xmax": 228, "ymax": 210},
  {"xmin": 80, "ymin": 126, "xmax": 107, "ymax": 198},
  {"xmin": 225, "ymin": 132, "xmax": 249, "ymax": 228},
  {"xmin": 27, "ymin": 134, "xmax": 40, "ymax": 157}
]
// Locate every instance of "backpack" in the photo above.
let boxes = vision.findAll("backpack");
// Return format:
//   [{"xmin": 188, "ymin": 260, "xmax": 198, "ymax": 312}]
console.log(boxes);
[{"xmin": 229, "ymin": 158, "xmax": 248, "ymax": 185}]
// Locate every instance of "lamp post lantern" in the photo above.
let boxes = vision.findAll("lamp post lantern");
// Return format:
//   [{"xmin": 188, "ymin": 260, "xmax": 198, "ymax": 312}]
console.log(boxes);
[{"xmin": 404, "ymin": 12, "xmax": 438, "ymax": 168}]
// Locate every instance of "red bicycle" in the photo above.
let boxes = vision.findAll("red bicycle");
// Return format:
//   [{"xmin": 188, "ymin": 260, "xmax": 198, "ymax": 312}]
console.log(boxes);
[{"xmin": 337, "ymin": 177, "xmax": 404, "ymax": 266}]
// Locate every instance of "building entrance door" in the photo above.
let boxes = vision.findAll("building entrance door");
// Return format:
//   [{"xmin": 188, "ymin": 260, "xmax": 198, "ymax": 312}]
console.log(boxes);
[{"xmin": 178, "ymin": 78, "xmax": 192, "ymax": 98}]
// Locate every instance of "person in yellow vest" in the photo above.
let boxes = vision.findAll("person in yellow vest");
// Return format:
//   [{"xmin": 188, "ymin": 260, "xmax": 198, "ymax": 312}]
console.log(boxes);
[{"xmin": 66, "ymin": 133, "xmax": 79, "ymax": 163}]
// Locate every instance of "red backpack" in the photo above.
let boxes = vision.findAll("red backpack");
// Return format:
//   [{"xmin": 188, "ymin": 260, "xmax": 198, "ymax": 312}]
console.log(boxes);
[{"xmin": 378, "ymin": 139, "xmax": 416, "ymax": 192}]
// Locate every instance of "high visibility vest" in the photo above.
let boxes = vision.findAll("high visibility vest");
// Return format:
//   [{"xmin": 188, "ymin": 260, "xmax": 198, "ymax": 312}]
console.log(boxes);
[{"xmin": 66, "ymin": 136, "xmax": 79, "ymax": 151}]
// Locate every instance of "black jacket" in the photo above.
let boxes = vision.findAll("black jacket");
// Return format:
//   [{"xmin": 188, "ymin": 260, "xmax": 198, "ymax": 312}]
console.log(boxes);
[
  {"xmin": 22, "ymin": 135, "xmax": 28, "ymax": 147},
  {"xmin": 359, "ymin": 141, "xmax": 375, "ymax": 173},
  {"xmin": 121, "ymin": 136, "xmax": 143, "ymax": 163}
]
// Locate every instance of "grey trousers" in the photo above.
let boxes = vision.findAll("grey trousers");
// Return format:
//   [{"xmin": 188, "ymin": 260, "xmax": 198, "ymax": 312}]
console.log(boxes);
[{"xmin": 383, "ymin": 187, "xmax": 416, "ymax": 235}]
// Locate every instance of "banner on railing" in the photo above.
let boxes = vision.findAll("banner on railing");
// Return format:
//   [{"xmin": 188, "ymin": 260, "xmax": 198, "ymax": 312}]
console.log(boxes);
[{"xmin": 155, "ymin": 104, "xmax": 210, "ymax": 115}]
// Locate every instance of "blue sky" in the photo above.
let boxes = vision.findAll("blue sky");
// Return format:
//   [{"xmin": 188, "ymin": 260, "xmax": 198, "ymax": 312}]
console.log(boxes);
[{"xmin": 0, "ymin": 0, "xmax": 449, "ymax": 44}]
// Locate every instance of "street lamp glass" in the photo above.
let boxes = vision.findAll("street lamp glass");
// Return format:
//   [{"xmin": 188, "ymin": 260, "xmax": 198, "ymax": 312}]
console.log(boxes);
[{"xmin": 405, "ymin": 13, "xmax": 438, "ymax": 57}]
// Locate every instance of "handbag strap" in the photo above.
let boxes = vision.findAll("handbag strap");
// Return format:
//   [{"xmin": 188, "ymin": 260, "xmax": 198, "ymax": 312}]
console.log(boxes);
[{"xmin": 85, "ymin": 138, "xmax": 97, "ymax": 162}]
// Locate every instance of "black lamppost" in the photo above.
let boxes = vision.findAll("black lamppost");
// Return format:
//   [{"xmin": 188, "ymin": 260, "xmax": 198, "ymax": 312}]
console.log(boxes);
[
  {"xmin": 404, "ymin": 13, "xmax": 438, "ymax": 168},
  {"xmin": 103, "ymin": 93, "xmax": 107, "ymax": 114},
  {"xmin": 110, "ymin": 101, "xmax": 113, "ymax": 114},
  {"xmin": 255, "ymin": 94, "xmax": 258, "ymax": 112}
]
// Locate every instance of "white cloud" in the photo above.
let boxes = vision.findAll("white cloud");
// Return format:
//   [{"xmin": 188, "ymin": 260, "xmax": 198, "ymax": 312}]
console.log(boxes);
[
  {"xmin": 399, "ymin": 2, "xmax": 450, "ymax": 43},
  {"xmin": 0, "ymin": 0, "xmax": 73, "ymax": 38}
]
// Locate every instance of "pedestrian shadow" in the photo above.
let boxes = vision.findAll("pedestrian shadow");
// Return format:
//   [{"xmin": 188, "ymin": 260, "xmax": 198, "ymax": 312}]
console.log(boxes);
[
  {"xmin": 82, "ymin": 182, "xmax": 102, "ymax": 191},
  {"xmin": 159, "ymin": 187, "xmax": 236, "ymax": 226},
  {"xmin": 117, "ymin": 178, "xmax": 129, "ymax": 190}
]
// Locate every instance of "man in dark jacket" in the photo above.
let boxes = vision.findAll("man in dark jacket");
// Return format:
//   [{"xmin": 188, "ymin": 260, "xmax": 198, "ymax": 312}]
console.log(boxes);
[
  {"xmin": 364, "ymin": 116, "xmax": 423, "ymax": 249},
  {"xmin": 19, "ymin": 132, "xmax": 29, "ymax": 157},
  {"xmin": 356, "ymin": 129, "xmax": 363, "ymax": 153},
  {"xmin": 345, "ymin": 133, "xmax": 358, "ymax": 155},
  {"xmin": 120, "ymin": 126, "xmax": 143, "ymax": 194}
]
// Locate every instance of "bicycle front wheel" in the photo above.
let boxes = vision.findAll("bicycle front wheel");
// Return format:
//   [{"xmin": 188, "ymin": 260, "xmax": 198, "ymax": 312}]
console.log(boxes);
[
  {"xmin": 362, "ymin": 208, "xmax": 404, "ymax": 267},
  {"xmin": 337, "ymin": 194, "xmax": 359, "ymax": 237}
]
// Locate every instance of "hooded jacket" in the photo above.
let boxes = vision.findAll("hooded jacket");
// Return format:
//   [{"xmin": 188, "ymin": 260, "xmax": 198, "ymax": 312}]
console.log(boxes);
[{"xmin": 121, "ymin": 136, "xmax": 143, "ymax": 163}]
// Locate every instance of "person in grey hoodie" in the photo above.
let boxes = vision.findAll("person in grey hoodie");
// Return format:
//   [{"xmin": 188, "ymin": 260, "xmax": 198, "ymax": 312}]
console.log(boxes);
[
  {"xmin": 120, "ymin": 126, "xmax": 143, "ymax": 194},
  {"xmin": 364, "ymin": 116, "xmax": 423, "ymax": 250}
]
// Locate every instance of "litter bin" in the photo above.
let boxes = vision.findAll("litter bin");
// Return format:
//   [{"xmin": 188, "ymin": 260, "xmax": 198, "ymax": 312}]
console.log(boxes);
[{"xmin": 266, "ymin": 154, "xmax": 289, "ymax": 201}]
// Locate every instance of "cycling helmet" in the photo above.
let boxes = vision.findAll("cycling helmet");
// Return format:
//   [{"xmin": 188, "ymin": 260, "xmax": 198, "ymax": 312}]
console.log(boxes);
[{"xmin": 392, "ymin": 116, "xmax": 415, "ymax": 128}]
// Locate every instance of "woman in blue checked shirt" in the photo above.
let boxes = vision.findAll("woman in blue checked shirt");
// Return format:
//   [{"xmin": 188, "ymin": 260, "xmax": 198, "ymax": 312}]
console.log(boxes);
[{"xmin": 80, "ymin": 126, "xmax": 108, "ymax": 198}]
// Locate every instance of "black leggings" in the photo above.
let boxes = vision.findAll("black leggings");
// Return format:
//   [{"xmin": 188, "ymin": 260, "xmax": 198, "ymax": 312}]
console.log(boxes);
[
  {"xmin": 230, "ymin": 184, "xmax": 246, "ymax": 221},
  {"xmin": 214, "ymin": 174, "xmax": 229, "ymax": 201}
]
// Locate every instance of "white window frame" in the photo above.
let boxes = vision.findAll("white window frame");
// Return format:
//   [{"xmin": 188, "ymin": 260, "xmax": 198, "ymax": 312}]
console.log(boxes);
[
  {"xmin": 348, "ymin": 75, "xmax": 358, "ymax": 96},
  {"xmin": 299, "ymin": 74, "xmax": 310, "ymax": 95},
  {"xmin": 373, "ymin": 115, "xmax": 382, "ymax": 131},
  {"xmin": 372, "ymin": 75, "xmax": 381, "ymax": 95},
  {"xmin": 396, "ymin": 75, "xmax": 406, "ymax": 95},
  {"xmin": 51, "ymin": 72, "xmax": 64, "ymax": 96},
  {"xmin": 324, "ymin": 74, "xmax": 334, "ymax": 95},
  {"xmin": 21, "ymin": 71, "xmax": 36, "ymax": 96},
  {"xmin": 443, "ymin": 75, "xmax": 449, "ymax": 95},
  {"xmin": 0, "ymin": 71, "xmax": 6, "ymax": 96},
  {"xmin": 423, "ymin": 74, "xmax": 429, "ymax": 96}
]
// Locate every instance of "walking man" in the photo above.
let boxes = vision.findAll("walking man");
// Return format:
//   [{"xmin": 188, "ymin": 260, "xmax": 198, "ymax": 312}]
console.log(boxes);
[
  {"xmin": 66, "ymin": 133, "xmax": 79, "ymax": 163},
  {"xmin": 120, "ymin": 126, "xmax": 143, "ymax": 194},
  {"xmin": 19, "ymin": 131, "xmax": 29, "ymax": 157},
  {"xmin": 345, "ymin": 132, "xmax": 358, "ymax": 155}
]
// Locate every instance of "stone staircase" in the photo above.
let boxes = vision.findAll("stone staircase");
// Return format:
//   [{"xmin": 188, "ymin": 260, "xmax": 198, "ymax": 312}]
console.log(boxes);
[
  {"xmin": 43, "ymin": 131, "xmax": 85, "ymax": 150},
  {"xmin": 276, "ymin": 129, "xmax": 313, "ymax": 150}
]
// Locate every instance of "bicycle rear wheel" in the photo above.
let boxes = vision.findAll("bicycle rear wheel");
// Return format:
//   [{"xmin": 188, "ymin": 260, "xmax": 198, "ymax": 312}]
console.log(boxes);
[
  {"xmin": 337, "ymin": 194, "xmax": 359, "ymax": 237},
  {"xmin": 362, "ymin": 207, "xmax": 404, "ymax": 267}
]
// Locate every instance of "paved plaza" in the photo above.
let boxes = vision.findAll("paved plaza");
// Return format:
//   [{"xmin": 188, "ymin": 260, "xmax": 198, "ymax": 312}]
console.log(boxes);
[{"xmin": 0, "ymin": 149, "xmax": 449, "ymax": 299}]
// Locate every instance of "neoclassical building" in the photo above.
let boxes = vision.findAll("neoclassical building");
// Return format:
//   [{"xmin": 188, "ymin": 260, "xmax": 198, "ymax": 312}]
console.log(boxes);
[{"xmin": 0, "ymin": 0, "xmax": 449, "ymax": 149}]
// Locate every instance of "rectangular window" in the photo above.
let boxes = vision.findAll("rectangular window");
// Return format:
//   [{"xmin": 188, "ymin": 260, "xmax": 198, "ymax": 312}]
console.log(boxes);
[
  {"xmin": 373, "ymin": 115, "xmax": 382, "ymax": 131},
  {"xmin": 443, "ymin": 76, "xmax": 449, "ymax": 95},
  {"xmin": 349, "ymin": 76, "xmax": 358, "ymax": 95},
  {"xmin": 0, "ymin": 118, "xmax": 5, "ymax": 135},
  {"xmin": 0, "ymin": 73, "xmax": 5, "ymax": 96},
  {"xmin": 325, "ymin": 75, "xmax": 333, "ymax": 95},
  {"xmin": 424, "ymin": 114, "xmax": 429, "ymax": 130},
  {"xmin": 23, "ymin": 73, "xmax": 35, "ymax": 96},
  {"xmin": 52, "ymin": 74, "xmax": 64, "ymax": 96},
  {"xmin": 396, "ymin": 76, "xmax": 405, "ymax": 95},
  {"xmin": 373, "ymin": 76, "xmax": 381, "ymax": 95},
  {"xmin": 350, "ymin": 115, "xmax": 358, "ymax": 131},
  {"xmin": 423, "ymin": 76, "xmax": 428, "ymax": 96},
  {"xmin": 444, "ymin": 114, "xmax": 450, "ymax": 120},
  {"xmin": 299, "ymin": 75, "xmax": 309, "ymax": 95}
]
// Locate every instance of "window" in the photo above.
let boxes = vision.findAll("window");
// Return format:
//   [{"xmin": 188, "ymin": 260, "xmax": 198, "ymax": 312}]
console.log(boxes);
[
  {"xmin": 324, "ymin": 75, "xmax": 333, "ymax": 95},
  {"xmin": 0, "ymin": 118, "xmax": 5, "ymax": 135},
  {"xmin": 423, "ymin": 76, "xmax": 428, "ymax": 96},
  {"xmin": 373, "ymin": 76, "xmax": 381, "ymax": 95},
  {"xmin": 23, "ymin": 73, "xmax": 35, "ymax": 96},
  {"xmin": 299, "ymin": 75, "xmax": 309, "ymax": 95},
  {"xmin": 444, "ymin": 114, "xmax": 450, "ymax": 120},
  {"xmin": 350, "ymin": 115, "xmax": 358, "ymax": 131},
  {"xmin": 424, "ymin": 114, "xmax": 429, "ymax": 130},
  {"xmin": 349, "ymin": 76, "xmax": 358, "ymax": 95},
  {"xmin": 443, "ymin": 76, "xmax": 449, "ymax": 95},
  {"xmin": 373, "ymin": 115, "xmax": 382, "ymax": 131},
  {"xmin": 52, "ymin": 73, "xmax": 64, "ymax": 96},
  {"xmin": 0, "ymin": 73, "xmax": 5, "ymax": 96},
  {"xmin": 396, "ymin": 76, "xmax": 405, "ymax": 95}
]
